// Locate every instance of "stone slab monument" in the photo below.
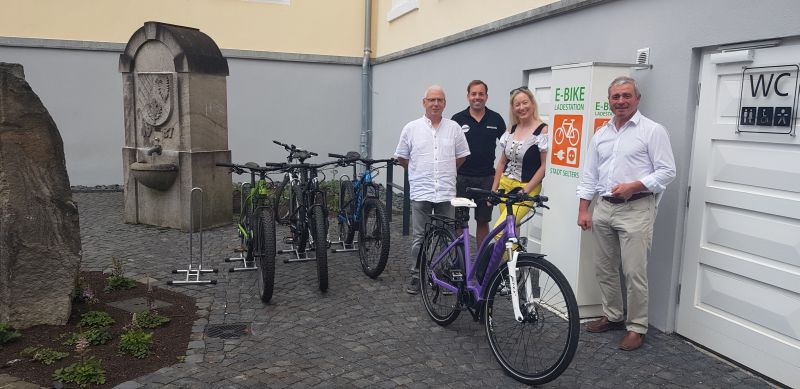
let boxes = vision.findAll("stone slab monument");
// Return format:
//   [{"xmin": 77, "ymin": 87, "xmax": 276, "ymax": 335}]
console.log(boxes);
[
  {"xmin": 0, "ymin": 63, "xmax": 82, "ymax": 329},
  {"xmin": 120, "ymin": 22, "xmax": 232, "ymax": 231}
]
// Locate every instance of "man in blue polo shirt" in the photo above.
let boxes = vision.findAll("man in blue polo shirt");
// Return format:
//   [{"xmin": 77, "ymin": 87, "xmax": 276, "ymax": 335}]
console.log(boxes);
[{"xmin": 451, "ymin": 80, "xmax": 506, "ymax": 245}]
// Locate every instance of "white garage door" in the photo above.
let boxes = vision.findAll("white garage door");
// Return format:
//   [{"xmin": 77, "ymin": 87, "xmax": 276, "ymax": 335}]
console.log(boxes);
[{"xmin": 676, "ymin": 38, "xmax": 800, "ymax": 387}]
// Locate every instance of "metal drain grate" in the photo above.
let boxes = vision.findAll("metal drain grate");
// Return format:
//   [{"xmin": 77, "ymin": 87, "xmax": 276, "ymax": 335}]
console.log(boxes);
[{"xmin": 205, "ymin": 323, "xmax": 249, "ymax": 339}]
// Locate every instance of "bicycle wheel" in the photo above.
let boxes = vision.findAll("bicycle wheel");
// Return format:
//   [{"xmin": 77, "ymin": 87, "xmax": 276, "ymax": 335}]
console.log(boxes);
[
  {"xmin": 254, "ymin": 206, "xmax": 276, "ymax": 303},
  {"xmin": 554, "ymin": 127, "xmax": 565, "ymax": 145},
  {"xmin": 274, "ymin": 176, "xmax": 291, "ymax": 224},
  {"xmin": 419, "ymin": 226, "xmax": 462, "ymax": 326},
  {"xmin": 483, "ymin": 255, "xmax": 579, "ymax": 385},
  {"xmin": 291, "ymin": 186, "xmax": 307, "ymax": 251},
  {"xmin": 309, "ymin": 205, "xmax": 328, "ymax": 292},
  {"xmin": 337, "ymin": 181, "xmax": 356, "ymax": 244},
  {"xmin": 358, "ymin": 198, "xmax": 390, "ymax": 278}
]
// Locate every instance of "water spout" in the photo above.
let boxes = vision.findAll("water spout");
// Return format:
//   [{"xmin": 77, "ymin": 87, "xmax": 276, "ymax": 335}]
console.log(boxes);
[{"xmin": 145, "ymin": 145, "xmax": 162, "ymax": 156}]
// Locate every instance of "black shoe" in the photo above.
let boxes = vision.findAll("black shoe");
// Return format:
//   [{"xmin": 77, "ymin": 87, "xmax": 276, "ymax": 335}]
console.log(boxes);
[{"xmin": 406, "ymin": 276, "xmax": 420, "ymax": 295}]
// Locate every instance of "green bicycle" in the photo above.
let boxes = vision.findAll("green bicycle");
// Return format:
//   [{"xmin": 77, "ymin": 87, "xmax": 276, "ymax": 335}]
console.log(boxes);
[{"xmin": 217, "ymin": 161, "xmax": 283, "ymax": 303}]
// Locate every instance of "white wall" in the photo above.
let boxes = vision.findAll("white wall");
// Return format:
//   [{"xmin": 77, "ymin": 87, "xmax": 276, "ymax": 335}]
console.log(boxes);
[
  {"xmin": 371, "ymin": 0, "xmax": 800, "ymax": 332},
  {"xmin": 0, "ymin": 47, "xmax": 362, "ymax": 185}
]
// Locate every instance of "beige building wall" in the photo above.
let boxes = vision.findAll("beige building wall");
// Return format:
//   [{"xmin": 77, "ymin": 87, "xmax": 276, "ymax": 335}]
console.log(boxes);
[
  {"xmin": 0, "ymin": 0, "xmax": 365, "ymax": 57},
  {"xmin": 372, "ymin": 0, "xmax": 559, "ymax": 57}
]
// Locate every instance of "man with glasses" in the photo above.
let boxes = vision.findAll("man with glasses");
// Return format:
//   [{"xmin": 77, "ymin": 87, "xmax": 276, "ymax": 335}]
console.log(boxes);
[
  {"xmin": 395, "ymin": 85, "xmax": 470, "ymax": 294},
  {"xmin": 451, "ymin": 80, "xmax": 506, "ymax": 245},
  {"xmin": 576, "ymin": 76, "xmax": 676, "ymax": 351}
]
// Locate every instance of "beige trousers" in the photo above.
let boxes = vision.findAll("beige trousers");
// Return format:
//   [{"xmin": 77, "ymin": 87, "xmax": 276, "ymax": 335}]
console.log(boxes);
[{"xmin": 591, "ymin": 195, "xmax": 656, "ymax": 334}]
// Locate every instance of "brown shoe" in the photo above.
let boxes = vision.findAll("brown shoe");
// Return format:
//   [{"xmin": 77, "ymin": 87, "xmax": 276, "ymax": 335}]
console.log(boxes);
[
  {"xmin": 619, "ymin": 331, "xmax": 645, "ymax": 351},
  {"xmin": 585, "ymin": 316, "xmax": 625, "ymax": 333}
]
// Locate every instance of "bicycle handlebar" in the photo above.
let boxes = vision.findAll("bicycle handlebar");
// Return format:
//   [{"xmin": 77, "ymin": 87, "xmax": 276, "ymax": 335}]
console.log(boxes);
[
  {"xmin": 466, "ymin": 187, "xmax": 548, "ymax": 207},
  {"xmin": 216, "ymin": 161, "xmax": 285, "ymax": 175},
  {"xmin": 327, "ymin": 151, "xmax": 398, "ymax": 167},
  {"xmin": 274, "ymin": 140, "xmax": 318, "ymax": 162}
]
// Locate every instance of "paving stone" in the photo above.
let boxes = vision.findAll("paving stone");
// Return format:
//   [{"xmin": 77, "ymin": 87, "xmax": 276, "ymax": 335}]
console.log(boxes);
[{"xmin": 67, "ymin": 192, "xmax": 780, "ymax": 389}]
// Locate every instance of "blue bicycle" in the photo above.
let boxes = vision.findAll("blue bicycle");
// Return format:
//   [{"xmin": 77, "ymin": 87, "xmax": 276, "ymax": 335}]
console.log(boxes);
[{"xmin": 328, "ymin": 151, "xmax": 396, "ymax": 278}]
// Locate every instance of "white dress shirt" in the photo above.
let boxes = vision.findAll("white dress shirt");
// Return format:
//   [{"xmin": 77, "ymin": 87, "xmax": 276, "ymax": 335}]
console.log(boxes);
[
  {"xmin": 395, "ymin": 115, "xmax": 471, "ymax": 202},
  {"xmin": 576, "ymin": 111, "xmax": 676, "ymax": 200}
]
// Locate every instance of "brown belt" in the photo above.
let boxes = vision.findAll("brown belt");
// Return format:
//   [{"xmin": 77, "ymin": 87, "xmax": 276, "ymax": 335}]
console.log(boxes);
[{"xmin": 602, "ymin": 192, "xmax": 653, "ymax": 204}]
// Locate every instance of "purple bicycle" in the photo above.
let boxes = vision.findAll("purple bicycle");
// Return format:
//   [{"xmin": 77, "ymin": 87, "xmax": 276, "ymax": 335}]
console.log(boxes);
[{"xmin": 418, "ymin": 187, "xmax": 579, "ymax": 385}]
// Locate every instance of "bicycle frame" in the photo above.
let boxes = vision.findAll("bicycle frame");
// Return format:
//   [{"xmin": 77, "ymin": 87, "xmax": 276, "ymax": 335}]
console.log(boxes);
[
  {"xmin": 343, "ymin": 167, "xmax": 380, "ymax": 226},
  {"xmin": 428, "ymin": 202, "xmax": 532, "ymax": 322}
]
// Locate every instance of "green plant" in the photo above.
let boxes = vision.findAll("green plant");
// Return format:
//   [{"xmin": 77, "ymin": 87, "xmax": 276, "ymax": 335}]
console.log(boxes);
[
  {"xmin": 21, "ymin": 346, "xmax": 69, "ymax": 365},
  {"xmin": 104, "ymin": 257, "xmax": 137, "ymax": 292},
  {"xmin": 52, "ymin": 356, "xmax": 106, "ymax": 388},
  {"xmin": 118, "ymin": 329, "xmax": 153, "ymax": 359},
  {"xmin": 78, "ymin": 311, "xmax": 115, "ymax": 329},
  {"xmin": 133, "ymin": 311, "xmax": 170, "ymax": 329},
  {"xmin": 104, "ymin": 274, "xmax": 136, "ymax": 292},
  {"xmin": 0, "ymin": 323, "xmax": 21, "ymax": 345},
  {"xmin": 63, "ymin": 328, "xmax": 112, "ymax": 346}
]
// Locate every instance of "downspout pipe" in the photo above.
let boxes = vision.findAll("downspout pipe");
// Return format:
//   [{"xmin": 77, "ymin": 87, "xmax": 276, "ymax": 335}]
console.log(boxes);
[{"xmin": 360, "ymin": 0, "xmax": 372, "ymax": 158}]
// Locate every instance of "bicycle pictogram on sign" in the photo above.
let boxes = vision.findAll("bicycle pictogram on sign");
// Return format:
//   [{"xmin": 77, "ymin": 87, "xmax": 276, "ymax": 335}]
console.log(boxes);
[{"xmin": 551, "ymin": 114, "xmax": 583, "ymax": 168}]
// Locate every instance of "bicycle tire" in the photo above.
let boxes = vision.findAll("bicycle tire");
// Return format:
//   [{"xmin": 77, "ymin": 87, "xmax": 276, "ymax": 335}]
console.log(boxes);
[
  {"xmin": 274, "ymin": 175, "xmax": 291, "ymax": 224},
  {"xmin": 292, "ymin": 185, "xmax": 307, "ymax": 252},
  {"xmin": 419, "ymin": 226, "xmax": 462, "ymax": 326},
  {"xmin": 483, "ymin": 255, "xmax": 579, "ymax": 385},
  {"xmin": 255, "ymin": 206, "xmax": 276, "ymax": 303},
  {"xmin": 310, "ymin": 205, "xmax": 329, "ymax": 292},
  {"xmin": 338, "ymin": 181, "xmax": 356, "ymax": 244},
  {"xmin": 554, "ymin": 127, "xmax": 565, "ymax": 145},
  {"xmin": 358, "ymin": 198, "xmax": 390, "ymax": 278}
]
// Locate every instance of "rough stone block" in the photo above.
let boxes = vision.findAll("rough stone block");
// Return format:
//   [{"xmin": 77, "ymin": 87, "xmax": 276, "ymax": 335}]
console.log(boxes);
[{"xmin": 0, "ymin": 63, "xmax": 82, "ymax": 329}]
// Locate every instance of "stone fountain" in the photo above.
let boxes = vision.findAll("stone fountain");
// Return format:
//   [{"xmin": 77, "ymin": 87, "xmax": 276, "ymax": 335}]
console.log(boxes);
[{"xmin": 120, "ymin": 22, "xmax": 232, "ymax": 231}]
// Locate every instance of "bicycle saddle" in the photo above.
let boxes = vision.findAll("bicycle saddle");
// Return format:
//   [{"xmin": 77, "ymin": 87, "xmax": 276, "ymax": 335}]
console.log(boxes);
[{"xmin": 450, "ymin": 197, "xmax": 477, "ymax": 208}]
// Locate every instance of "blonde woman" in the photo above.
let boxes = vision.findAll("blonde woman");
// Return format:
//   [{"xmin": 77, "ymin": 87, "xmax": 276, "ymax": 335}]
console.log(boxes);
[{"xmin": 490, "ymin": 86, "xmax": 549, "ymax": 230}]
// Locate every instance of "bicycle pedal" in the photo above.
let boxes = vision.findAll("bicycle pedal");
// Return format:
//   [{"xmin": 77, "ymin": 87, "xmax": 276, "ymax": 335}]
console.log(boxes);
[{"xmin": 450, "ymin": 270, "xmax": 464, "ymax": 282}]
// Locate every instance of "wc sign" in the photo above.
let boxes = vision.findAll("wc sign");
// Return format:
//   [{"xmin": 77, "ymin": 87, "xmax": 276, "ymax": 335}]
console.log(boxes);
[{"xmin": 737, "ymin": 64, "xmax": 798, "ymax": 134}]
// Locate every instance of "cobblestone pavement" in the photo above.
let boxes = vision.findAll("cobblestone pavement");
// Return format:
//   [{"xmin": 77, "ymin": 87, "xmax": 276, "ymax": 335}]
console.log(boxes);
[{"xmin": 69, "ymin": 192, "xmax": 776, "ymax": 388}]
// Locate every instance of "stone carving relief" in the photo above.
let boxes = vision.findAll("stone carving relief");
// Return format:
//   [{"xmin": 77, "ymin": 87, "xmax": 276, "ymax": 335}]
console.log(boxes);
[{"xmin": 136, "ymin": 72, "xmax": 175, "ymax": 139}]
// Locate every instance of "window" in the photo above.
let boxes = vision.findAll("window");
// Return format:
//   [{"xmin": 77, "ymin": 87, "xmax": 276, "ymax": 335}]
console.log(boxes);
[{"xmin": 387, "ymin": 0, "xmax": 419, "ymax": 22}]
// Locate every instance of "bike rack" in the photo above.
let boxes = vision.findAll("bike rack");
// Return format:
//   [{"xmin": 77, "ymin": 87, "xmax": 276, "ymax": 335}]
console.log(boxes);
[
  {"xmin": 279, "ymin": 235, "xmax": 318, "ymax": 263},
  {"xmin": 226, "ymin": 183, "xmax": 257, "ymax": 272},
  {"xmin": 169, "ymin": 187, "xmax": 218, "ymax": 285}
]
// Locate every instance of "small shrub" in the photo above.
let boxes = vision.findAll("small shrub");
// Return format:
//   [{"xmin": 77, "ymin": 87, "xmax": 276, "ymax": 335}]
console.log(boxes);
[
  {"xmin": 52, "ymin": 356, "xmax": 106, "ymax": 388},
  {"xmin": 134, "ymin": 311, "xmax": 170, "ymax": 329},
  {"xmin": 78, "ymin": 311, "xmax": 115, "ymax": 329},
  {"xmin": 21, "ymin": 346, "xmax": 69, "ymax": 365},
  {"xmin": 104, "ymin": 274, "xmax": 137, "ymax": 292},
  {"xmin": 63, "ymin": 328, "xmax": 112, "ymax": 346},
  {"xmin": 105, "ymin": 257, "xmax": 137, "ymax": 292},
  {"xmin": 118, "ymin": 329, "xmax": 153, "ymax": 359},
  {"xmin": 0, "ymin": 323, "xmax": 21, "ymax": 345}
]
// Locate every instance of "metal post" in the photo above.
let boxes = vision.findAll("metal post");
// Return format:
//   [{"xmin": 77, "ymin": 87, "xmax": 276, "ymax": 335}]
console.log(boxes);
[
  {"xmin": 386, "ymin": 164, "xmax": 393, "ymax": 223},
  {"xmin": 403, "ymin": 168, "xmax": 410, "ymax": 236}
]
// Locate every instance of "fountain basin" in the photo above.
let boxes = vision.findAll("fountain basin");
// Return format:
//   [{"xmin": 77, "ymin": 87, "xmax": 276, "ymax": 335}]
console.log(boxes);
[{"xmin": 130, "ymin": 162, "xmax": 178, "ymax": 191}]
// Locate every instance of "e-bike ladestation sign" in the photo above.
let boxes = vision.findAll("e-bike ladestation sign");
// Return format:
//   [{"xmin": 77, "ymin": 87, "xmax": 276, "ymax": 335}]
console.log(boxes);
[
  {"xmin": 540, "ymin": 62, "xmax": 636, "ymax": 317},
  {"xmin": 738, "ymin": 64, "xmax": 799, "ymax": 135}
]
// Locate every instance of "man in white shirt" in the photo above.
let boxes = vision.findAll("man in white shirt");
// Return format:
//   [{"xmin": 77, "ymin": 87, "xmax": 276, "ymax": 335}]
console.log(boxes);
[
  {"xmin": 395, "ymin": 85, "xmax": 470, "ymax": 294},
  {"xmin": 576, "ymin": 76, "xmax": 676, "ymax": 351}
]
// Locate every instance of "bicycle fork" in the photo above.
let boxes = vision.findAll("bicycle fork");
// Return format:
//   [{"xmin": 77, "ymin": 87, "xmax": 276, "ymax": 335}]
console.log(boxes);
[{"xmin": 505, "ymin": 237, "xmax": 526, "ymax": 323}]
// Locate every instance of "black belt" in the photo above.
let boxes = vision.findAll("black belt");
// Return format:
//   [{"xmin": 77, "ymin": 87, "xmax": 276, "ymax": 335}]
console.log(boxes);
[{"xmin": 602, "ymin": 192, "xmax": 653, "ymax": 204}]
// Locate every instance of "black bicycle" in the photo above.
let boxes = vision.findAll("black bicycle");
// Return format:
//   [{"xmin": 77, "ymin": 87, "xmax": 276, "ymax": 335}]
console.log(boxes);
[
  {"xmin": 328, "ymin": 151, "xmax": 396, "ymax": 278},
  {"xmin": 272, "ymin": 141, "xmax": 339, "ymax": 292}
]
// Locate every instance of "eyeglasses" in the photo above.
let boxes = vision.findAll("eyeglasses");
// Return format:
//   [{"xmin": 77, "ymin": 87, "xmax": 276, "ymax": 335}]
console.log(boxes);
[
  {"xmin": 509, "ymin": 86, "xmax": 529, "ymax": 95},
  {"xmin": 424, "ymin": 98, "xmax": 445, "ymax": 103}
]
